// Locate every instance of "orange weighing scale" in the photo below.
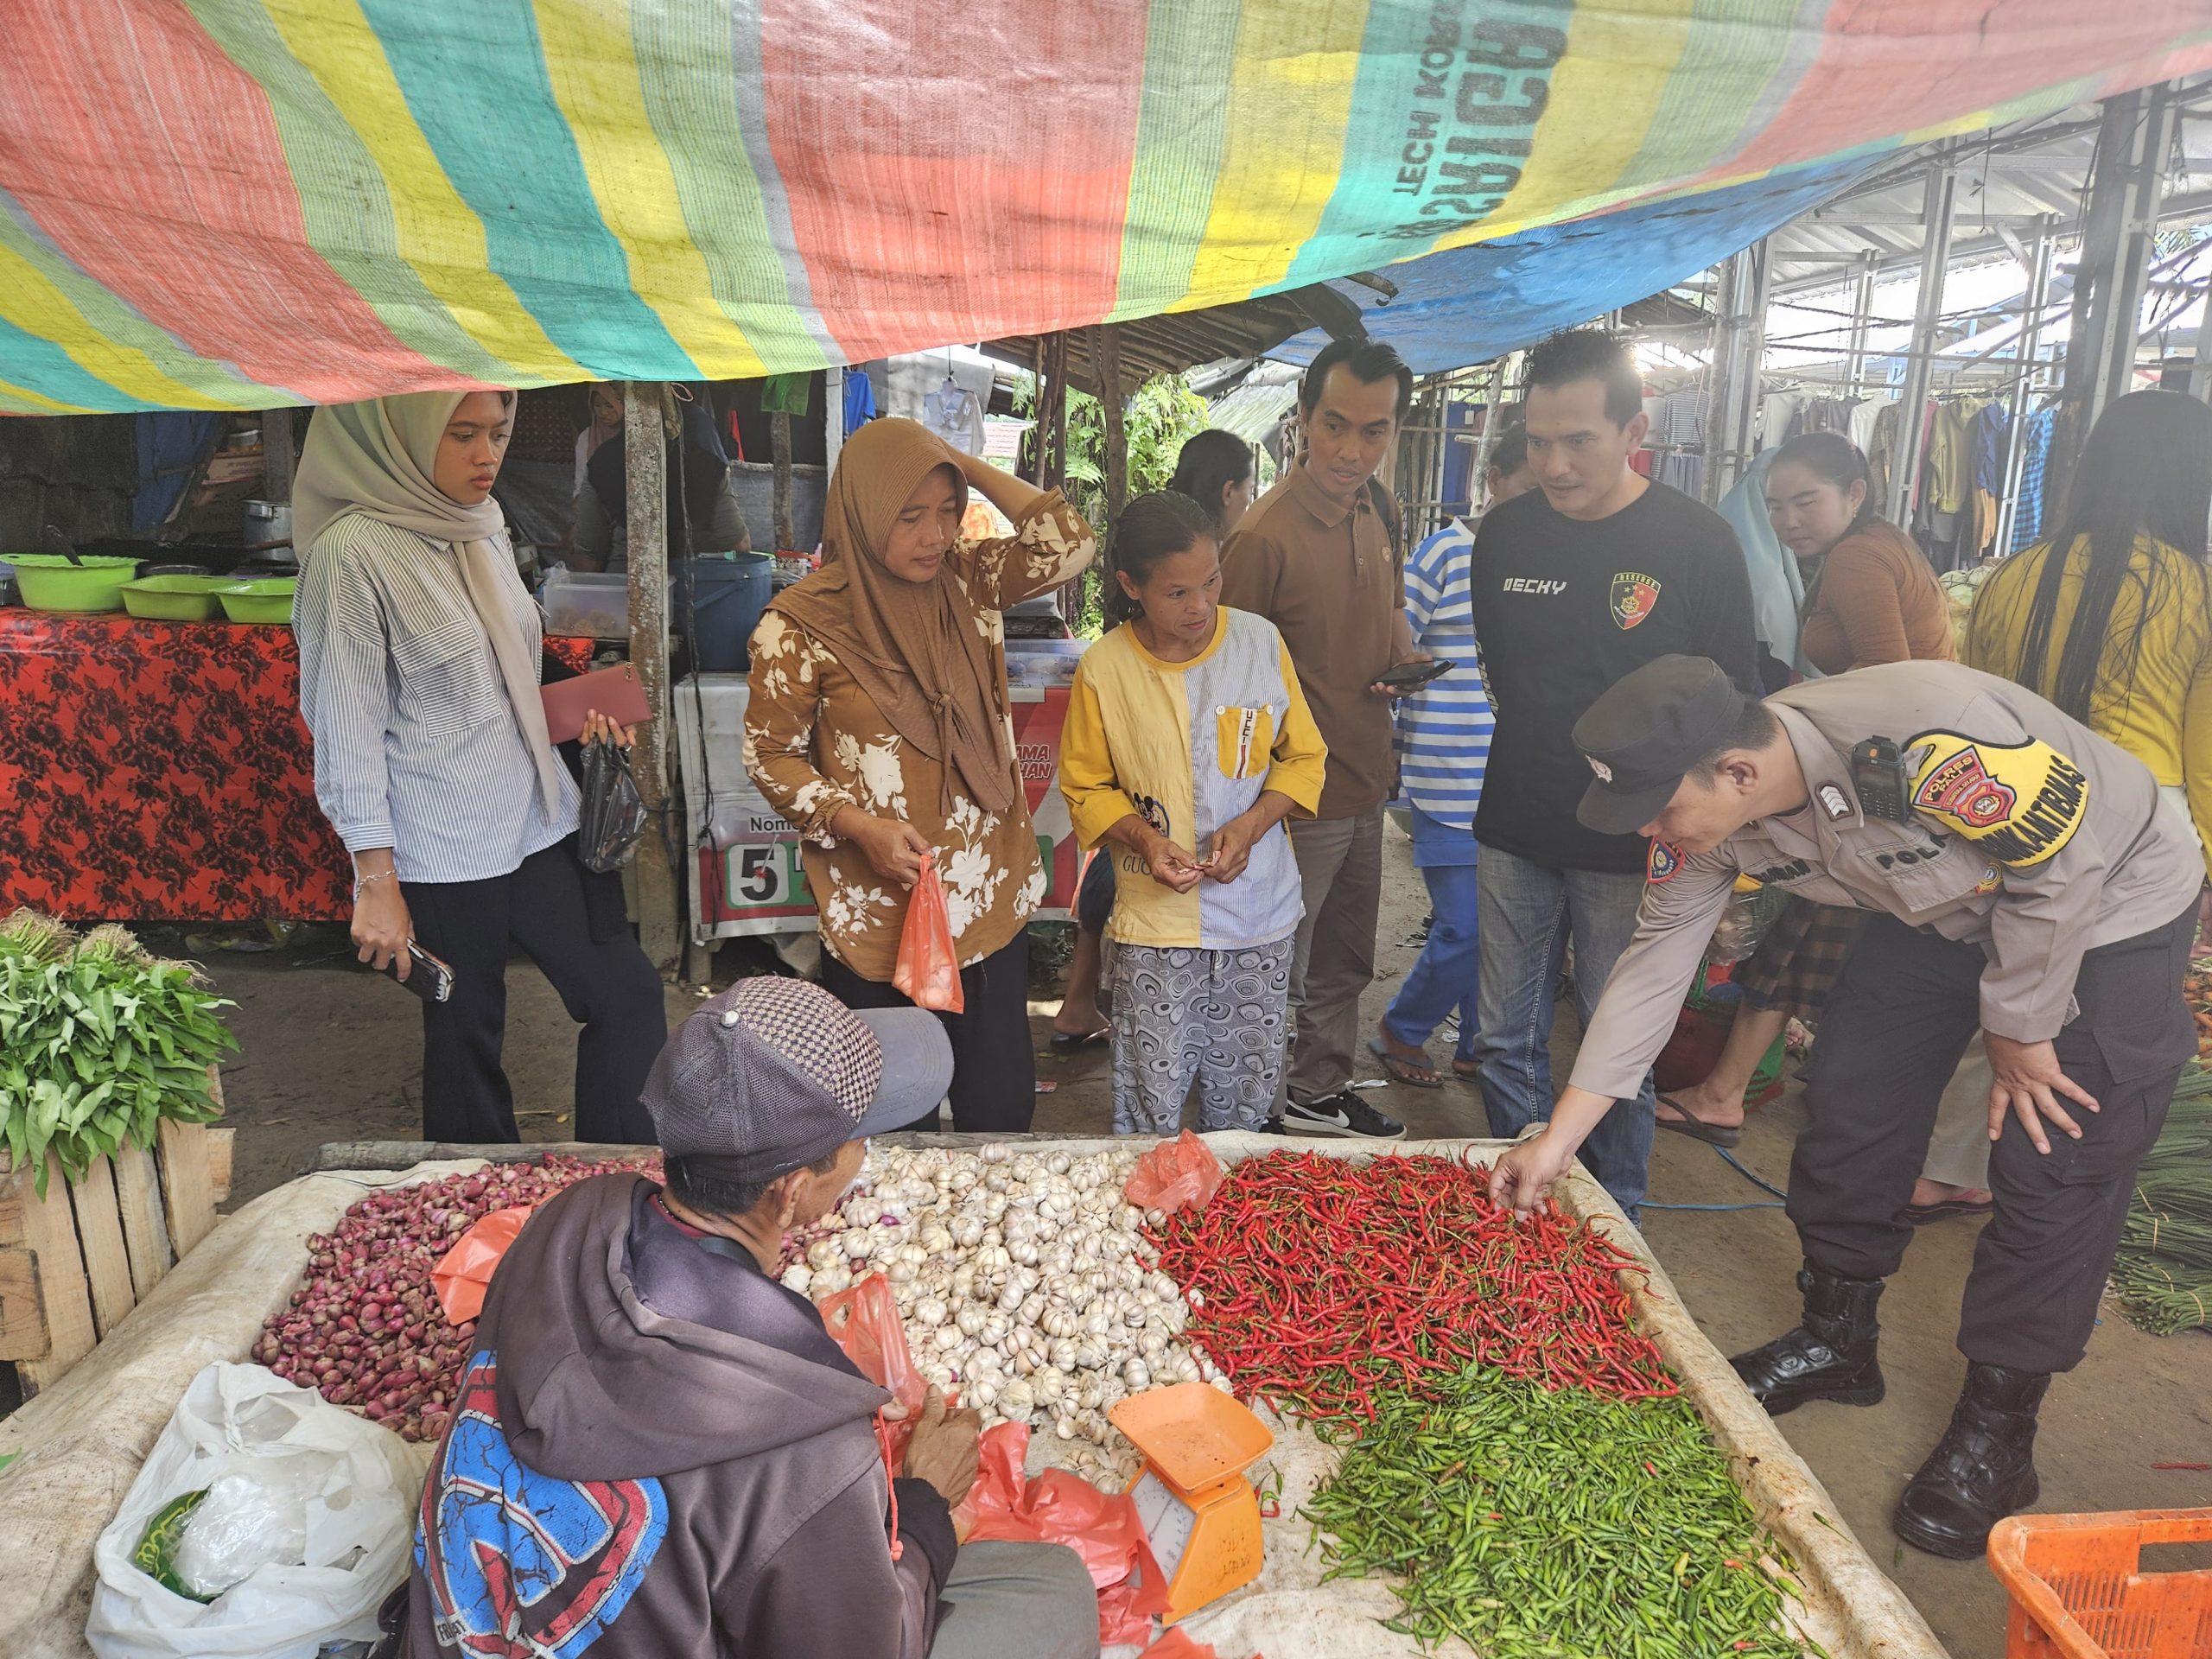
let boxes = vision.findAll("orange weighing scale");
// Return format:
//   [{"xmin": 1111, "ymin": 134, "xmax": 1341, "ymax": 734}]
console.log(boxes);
[{"xmin": 1109, "ymin": 1382, "xmax": 1274, "ymax": 1625}]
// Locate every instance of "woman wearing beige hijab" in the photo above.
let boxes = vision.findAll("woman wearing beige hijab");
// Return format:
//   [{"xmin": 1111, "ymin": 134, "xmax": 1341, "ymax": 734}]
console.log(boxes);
[
  {"xmin": 746, "ymin": 419, "xmax": 1096, "ymax": 1128},
  {"xmin": 294, "ymin": 389, "xmax": 664, "ymax": 1145}
]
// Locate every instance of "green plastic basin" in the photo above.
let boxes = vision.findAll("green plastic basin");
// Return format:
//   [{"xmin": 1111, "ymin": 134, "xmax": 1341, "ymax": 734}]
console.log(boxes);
[
  {"xmin": 10, "ymin": 553, "xmax": 142, "ymax": 613},
  {"xmin": 121, "ymin": 575, "xmax": 235, "ymax": 622},
  {"xmin": 217, "ymin": 577, "xmax": 299, "ymax": 625}
]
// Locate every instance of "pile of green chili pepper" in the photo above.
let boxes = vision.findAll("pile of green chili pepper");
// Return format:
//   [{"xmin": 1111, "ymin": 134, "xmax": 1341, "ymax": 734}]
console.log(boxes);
[
  {"xmin": 1147, "ymin": 1152, "xmax": 1674, "ymax": 1419},
  {"xmin": 1303, "ymin": 1366, "xmax": 1808, "ymax": 1658}
]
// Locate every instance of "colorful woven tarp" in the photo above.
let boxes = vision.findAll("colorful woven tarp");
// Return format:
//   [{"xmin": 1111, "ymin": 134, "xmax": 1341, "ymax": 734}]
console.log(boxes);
[{"xmin": 2, "ymin": 2, "xmax": 2208, "ymax": 414}]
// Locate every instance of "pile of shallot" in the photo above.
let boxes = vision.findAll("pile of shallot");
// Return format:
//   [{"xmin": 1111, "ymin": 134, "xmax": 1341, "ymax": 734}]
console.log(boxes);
[
  {"xmin": 781, "ymin": 1144, "xmax": 1225, "ymax": 1488},
  {"xmin": 253, "ymin": 1154, "xmax": 658, "ymax": 1442}
]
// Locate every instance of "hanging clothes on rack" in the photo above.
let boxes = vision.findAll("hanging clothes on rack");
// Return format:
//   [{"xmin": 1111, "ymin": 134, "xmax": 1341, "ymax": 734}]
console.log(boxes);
[{"xmin": 2012, "ymin": 407, "xmax": 2056, "ymax": 554}]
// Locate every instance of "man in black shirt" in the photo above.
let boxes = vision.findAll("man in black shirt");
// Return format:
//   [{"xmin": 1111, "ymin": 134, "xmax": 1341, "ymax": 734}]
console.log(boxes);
[{"xmin": 1466, "ymin": 331, "xmax": 1756, "ymax": 1217}]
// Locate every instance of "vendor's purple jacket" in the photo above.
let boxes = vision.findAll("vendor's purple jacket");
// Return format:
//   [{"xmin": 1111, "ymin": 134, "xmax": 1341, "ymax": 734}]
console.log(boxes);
[{"xmin": 399, "ymin": 1173, "xmax": 957, "ymax": 1658}]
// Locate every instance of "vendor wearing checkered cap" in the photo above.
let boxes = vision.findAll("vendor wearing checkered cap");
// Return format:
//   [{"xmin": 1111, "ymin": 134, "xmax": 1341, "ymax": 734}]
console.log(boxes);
[
  {"xmin": 1485, "ymin": 653, "xmax": 2200, "ymax": 1565},
  {"xmin": 401, "ymin": 978, "xmax": 1099, "ymax": 1659}
]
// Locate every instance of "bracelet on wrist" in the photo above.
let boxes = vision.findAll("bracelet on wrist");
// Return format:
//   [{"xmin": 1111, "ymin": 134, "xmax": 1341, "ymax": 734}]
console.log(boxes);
[{"xmin": 353, "ymin": 868, "xmax": 396, "ymax": 901}]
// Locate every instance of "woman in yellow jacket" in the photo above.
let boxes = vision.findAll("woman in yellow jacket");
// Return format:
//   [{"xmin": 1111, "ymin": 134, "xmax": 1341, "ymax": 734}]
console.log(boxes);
[
  {"xmin": 1966, "ymin": 390, "xmax": 2212, "ymax": 869},
  {"xmin": 1951, "ymin": 389, "xmax": 2212, "ymax": 1211}
]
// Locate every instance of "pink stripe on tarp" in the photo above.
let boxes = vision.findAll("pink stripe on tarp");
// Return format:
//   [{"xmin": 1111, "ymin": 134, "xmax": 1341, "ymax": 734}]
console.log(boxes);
[
  {"xmin": 0, "ymin": 0, "xmax": 447, "ymax": 404},
  {"xmin": 1718, "ymin": 0, "xmax": 2212, "ymax": 181},
  {"xmin": 757, "ymin": 0, "xmax": 1150, "ymax": 364}
]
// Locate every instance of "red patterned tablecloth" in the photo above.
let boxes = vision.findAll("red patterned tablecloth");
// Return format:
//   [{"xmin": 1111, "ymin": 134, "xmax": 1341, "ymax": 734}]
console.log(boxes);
[{"xmin": 0, "ymin": 611, "xmax": 592, "ymax": 923}]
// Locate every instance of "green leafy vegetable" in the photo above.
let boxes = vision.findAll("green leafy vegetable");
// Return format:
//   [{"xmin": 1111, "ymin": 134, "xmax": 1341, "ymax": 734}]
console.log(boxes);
[{"xmin": 0, "ymin": 912, "xmax": 235, "ymax": 1199}]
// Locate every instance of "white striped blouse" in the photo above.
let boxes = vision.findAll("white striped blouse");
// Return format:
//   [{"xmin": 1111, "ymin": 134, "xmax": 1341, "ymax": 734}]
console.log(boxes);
[
  {"xmin": 1397, "ymin": 520, "xmax": 1493, "ymax": 829},
  {"xmin": 293, "ymin": 516, "xmax": 579, "ymax": 885}
]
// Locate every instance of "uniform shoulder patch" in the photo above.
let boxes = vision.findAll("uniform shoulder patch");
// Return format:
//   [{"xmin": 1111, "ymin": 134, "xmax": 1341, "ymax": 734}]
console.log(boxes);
[
  {"xmin": 1906, "ymin": 730, "xmax": 2088, "ymax": 868},
  {"xmin": 1647, "ymin": 838, "xmax": 1681, "ymax": 883}
]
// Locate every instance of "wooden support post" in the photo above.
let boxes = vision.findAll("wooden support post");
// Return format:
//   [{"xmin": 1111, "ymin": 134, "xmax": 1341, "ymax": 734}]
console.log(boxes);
[
  {"xmin": 771, "ymin": 411, "xmax": 795, "ymax": 554},
  {"xmin": 1086, "ymin": 324, "xmax": 1128, "ymax": 623},
  {"xmin": 261, "ymin": 408, "xmax": 295, "ymax": 503},
  {"xmin": 626, "ymin": 384, "xmax": 683, "ymax": 975},
  {"xmin": 1049, "ymin": 334, "xmax": 1071, "ymax": 495}
]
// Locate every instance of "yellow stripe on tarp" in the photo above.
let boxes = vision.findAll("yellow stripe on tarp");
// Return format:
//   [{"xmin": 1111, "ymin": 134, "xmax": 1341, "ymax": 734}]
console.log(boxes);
[
  {"xmin": 1457, "ymin": 0, "xmax": 1703, "ymax": 253},
  {"xmin": 0, "ymin": 244, "xmax": 238, "ymax": 410},
  {"xmin": 1180, "ymin": 0, "xmax": 1370, "ymax": 308},
  {"xmin": 530, "ymin": 0, "xmax": 768, "ymax": 379},
  {"xmin": 270, "ymin": 0, "xmax": 583, "ymax": 383},
  {"xmin": 0, "ymin": 374, "xmax": 89, "ymax": 416}
]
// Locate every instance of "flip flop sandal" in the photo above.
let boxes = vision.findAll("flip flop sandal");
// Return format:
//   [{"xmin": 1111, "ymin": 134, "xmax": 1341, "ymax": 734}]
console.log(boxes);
[
  {"xmin": 1366, "ymin": 1036, "xmax": 1444, "ymax": 1089},
  {"xmin": 1452, "ymin": 1058, "xmax": 1481, "ymax": 1081},
  {"xmin": 1653, "ymin": 1094, "xmax": 1745, "ymax": 1147},
  {"xmin": 1048, "ymin": 1027, "xmax": 1110, "ymax": 1052},
  {"xmin": 1901, "ymin": 1196, "xmax": 1995, "ymax": 1224}
]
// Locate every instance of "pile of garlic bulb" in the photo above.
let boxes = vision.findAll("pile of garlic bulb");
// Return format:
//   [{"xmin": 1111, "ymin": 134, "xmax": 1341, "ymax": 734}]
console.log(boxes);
[{"xmin": 779, "ymin": 1143, "xmax": 1229, "ymax": 1488}]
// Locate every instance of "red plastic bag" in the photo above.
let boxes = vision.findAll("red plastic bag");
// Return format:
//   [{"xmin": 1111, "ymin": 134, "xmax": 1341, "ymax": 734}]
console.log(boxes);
[
  {"xmin": 1141, "ymin": 1630, "xmax": 1218, "ymax": 1659},
  {"xmin": 954, "ymin": 1421, "xmax": 1172, "ymax": 1647},
  {"xmin": 819, "ymin": 1274, "xmax": 929, "ymax": 1459},
  {"xmin": 893, "ymin": 855, "xmax": 963, "ymax": 1013},
  {"xmin": 1123, "ymin": 1129, "xmax": 1224, "ymax": 1216},
  {"xmin": 430, "ymin": 1205, "xmax": 536, "ymax": 1325}
]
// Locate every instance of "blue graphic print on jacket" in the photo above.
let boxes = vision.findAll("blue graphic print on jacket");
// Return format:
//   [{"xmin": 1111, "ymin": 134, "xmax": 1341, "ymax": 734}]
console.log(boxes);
[{"xmin": 417, "ymin": 1352, "xmax": 668, "ymax": 1657}]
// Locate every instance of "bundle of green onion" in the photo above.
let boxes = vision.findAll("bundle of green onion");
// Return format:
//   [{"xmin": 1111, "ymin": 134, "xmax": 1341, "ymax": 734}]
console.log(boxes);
[
  {"xmin": 2113, "ymin": 1065, "xmax": 2212, "ymax": 1336},
  {"xmin": 1304, "ymin": 1365, "xmax": 1807, "ymax": 1658}
]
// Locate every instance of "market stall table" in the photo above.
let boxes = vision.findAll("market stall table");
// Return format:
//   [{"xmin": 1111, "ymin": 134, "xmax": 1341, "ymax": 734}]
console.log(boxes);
[
  {"xmin": 0, "ymin": 611, "xmax": 591, "ymax": 923},
  {"xmin": 0, "ymin": 1135, "xmax": 1947, "ymax": 1659}
]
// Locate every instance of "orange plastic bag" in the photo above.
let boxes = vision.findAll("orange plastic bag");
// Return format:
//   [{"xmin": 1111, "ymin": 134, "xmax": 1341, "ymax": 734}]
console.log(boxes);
[
  {"xmin": 954, "ymin": 1421, "xmax": 1172, "ymax": 1647},
  {"xmin": 893, "ymin": 855, "xmax": 964, "ymax": 1013},
  {"xmin": 429, "ymin": 1205, "xmax": 536, "ymax": 1325},
  {"xmin": 1123, "ymin": 1129, "xmax": 1224, "ymax": 1216},
  {"xmin": 819, "ymin": 1274, "xmax": 929, "ymax": 1459}
]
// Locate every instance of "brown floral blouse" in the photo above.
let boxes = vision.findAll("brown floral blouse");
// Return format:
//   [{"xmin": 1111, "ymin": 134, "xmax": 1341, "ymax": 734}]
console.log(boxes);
[{"xmin": 743, "ymin": 493, "xmax": 1096, "ymax": 981}]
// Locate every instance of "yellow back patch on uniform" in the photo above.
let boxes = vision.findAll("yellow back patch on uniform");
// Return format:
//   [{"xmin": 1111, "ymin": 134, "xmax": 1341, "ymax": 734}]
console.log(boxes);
[{"xmin": 1906, "ymin": 730, "xmax": 2088, "ymax": 868}]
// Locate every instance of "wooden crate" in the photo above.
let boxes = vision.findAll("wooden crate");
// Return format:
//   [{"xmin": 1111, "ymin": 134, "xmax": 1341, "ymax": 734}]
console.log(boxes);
[{"xmin": 0, "ymin": 1077, "xmax": 233, "ymax": 1398}]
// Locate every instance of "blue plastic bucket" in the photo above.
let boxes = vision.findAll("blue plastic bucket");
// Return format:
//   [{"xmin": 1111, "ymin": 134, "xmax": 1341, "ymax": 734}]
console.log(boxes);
[{"xmin": 673, "ymin": 551, "xmax": 772, "ymax": 672}]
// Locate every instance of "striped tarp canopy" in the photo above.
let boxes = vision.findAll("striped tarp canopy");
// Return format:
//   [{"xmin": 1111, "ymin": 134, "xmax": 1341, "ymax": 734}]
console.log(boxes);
[{"xmin": 2, "ymin": 1, "xmax": 2208, "ymax": 415}]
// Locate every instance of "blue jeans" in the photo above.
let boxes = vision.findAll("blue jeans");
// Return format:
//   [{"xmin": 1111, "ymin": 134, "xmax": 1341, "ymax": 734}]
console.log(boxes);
[
  {"xmin": 1472, "ymin": 844, "xmax": 1658, "ymax": 1219},
  {"xmin": 1383, "ymin": 823, "xmax": 1478, "ymax": 1063}
]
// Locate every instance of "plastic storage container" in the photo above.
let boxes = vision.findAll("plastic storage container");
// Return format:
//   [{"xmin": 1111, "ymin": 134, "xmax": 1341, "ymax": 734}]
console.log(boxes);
[
  {"xmin": 10, "ymin": 553, "xmax": 143, "ymax": 613},
  {"xmin": 671, "ymin": 552, "xmax": 772, "ymax": 673},
  {"xmin": 543, "ymin": 569, "xmax": 634, "ymax": 640},
  {"xmin": 121, "ymin": 575, "xmax": 234, "ymax": 621},
  {"xmin": 217, "ymin": 577, "xmax": 298, "ymax": 625},
  {"xmin": 1988, "ymin": 1508, "xmax": 2212, "ymax": 1657}
]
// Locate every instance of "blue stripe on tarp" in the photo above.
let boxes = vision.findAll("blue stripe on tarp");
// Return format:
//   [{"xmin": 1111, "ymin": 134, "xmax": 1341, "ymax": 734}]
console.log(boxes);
[{"xmin": 1271, "ymin": 160, "xmax": 1867, "ymax": 372}]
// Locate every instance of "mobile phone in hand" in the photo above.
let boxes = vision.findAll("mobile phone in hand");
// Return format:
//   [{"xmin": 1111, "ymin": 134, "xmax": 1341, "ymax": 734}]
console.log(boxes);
[
  {"xmin": 378, "ymin": 940, "xmax": 455, "ymax": 1004},
  {"xmin": 1374, "ymin": 658, "xmax": 1452, "ymax": 690}
]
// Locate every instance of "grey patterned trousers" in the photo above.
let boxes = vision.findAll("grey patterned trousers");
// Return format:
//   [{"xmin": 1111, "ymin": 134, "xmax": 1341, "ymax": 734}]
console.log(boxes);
[{"xmin": 1109, "ymin": 938, "xmax": 1294, "ymax": 1135}]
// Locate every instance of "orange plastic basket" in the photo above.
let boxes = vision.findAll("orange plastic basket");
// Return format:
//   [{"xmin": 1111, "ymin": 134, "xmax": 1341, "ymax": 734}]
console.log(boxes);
[{"xmin": 1988, "ymin": 1509, "xmax": 2212, "ymax": 1658}]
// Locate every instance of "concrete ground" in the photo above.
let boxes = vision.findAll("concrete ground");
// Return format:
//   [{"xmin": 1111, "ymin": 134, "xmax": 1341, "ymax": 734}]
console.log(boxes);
[{"xmin": 194, "ymin": 821, "xmax": 2210, "ymax": 1659}]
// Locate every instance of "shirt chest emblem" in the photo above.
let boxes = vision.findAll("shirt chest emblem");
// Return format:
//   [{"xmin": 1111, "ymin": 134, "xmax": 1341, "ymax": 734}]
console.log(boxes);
[{"xmin": 1611, "ymin": 572, "xmax": 1661, "ymax": 630}]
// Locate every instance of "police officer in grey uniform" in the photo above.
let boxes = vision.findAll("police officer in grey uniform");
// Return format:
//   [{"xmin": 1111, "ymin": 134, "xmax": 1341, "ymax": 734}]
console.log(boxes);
[{"xmin": 1489, "ymin": 654, "xmax": 2201, "ymax": 1560}]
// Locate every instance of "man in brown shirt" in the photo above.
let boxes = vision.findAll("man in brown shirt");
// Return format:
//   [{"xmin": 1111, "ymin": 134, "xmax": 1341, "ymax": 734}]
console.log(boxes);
[{"xmin": 1219, "ymin": 339, "xmax": 1421, "ymax": 1138}]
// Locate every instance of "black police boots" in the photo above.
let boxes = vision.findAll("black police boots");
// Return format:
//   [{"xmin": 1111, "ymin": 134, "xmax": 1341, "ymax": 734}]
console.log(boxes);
[
  {"xmin": 1893, "ymin": 1363, "xmax": 2050, "ymax": 1560},
  {"xmin": 1729, "ymin": 1265, "xmax": 1886, "ymax": 1414}
]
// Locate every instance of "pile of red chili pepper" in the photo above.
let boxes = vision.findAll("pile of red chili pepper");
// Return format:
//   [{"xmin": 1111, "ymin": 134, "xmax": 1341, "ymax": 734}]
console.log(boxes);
[{"xmin": 1147, "ymin": 1151, "xmax": 1674, "ymax": 1421}]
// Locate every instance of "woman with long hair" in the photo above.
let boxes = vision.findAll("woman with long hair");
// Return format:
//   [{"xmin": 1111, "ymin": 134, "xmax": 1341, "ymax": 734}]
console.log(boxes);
[
  {"xmin": 1053, "ymin": 430, "xmax": 1261, "ymax": 1048},
  {"xmin": 1966, "ymin": 389, "xmax": 2212, "ymax": 861}
]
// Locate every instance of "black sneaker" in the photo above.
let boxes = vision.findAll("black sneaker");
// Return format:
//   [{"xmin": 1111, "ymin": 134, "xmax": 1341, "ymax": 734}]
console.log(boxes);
[{"xmin": 1281, "ymin": 1090, "xmax": 1406, "ymax": 1140}]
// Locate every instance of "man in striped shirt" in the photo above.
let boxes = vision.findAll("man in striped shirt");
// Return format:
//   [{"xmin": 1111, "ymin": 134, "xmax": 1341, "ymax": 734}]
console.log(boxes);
[{"xmin": 1371, "ymin": 428, "xmax": 1532, "ymax": 1088}]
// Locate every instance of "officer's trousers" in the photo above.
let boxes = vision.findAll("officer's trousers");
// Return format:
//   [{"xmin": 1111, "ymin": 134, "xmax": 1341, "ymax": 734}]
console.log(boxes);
[{"xmin": 1788, "ymin": 906, "xmax": 2196, "ymax": 1374}]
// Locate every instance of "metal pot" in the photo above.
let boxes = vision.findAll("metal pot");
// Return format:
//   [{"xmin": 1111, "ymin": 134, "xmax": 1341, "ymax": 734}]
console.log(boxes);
[{"xmin": 242, "ymin": 499, "xmax": 293, "ymax": 556}]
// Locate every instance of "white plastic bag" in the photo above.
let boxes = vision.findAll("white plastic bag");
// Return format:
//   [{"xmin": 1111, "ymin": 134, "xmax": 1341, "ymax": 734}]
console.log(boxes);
[{"xmin": 88, "ymin": 1362, "xmax": 419, "ymax": 1659}]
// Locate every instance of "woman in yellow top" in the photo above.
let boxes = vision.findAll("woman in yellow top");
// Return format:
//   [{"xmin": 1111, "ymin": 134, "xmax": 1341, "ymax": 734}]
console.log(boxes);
[
  {"xmin": 1966, "ymin": 389, "xmax": 2212, "ymax": 874},
  {"xmin": 745, "ymin": 418, "xmax": 1096, "ymax": 1131},
  {"xmin": 1059, "ymin": 492, "xmax": 1327, "ymax": 1134}
]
